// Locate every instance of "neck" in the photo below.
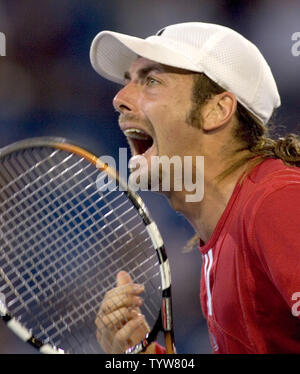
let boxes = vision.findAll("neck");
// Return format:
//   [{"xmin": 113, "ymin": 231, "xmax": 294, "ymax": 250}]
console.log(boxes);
[{"xmin": 166, "ymin": 153, "xmax": 251, "ymax": 243}]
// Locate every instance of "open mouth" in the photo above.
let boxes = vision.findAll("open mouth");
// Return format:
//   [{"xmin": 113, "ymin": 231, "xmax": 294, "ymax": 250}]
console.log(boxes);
[{"xmin": 123, "ymin": 128, "xmax": 154, "ymax": 155}]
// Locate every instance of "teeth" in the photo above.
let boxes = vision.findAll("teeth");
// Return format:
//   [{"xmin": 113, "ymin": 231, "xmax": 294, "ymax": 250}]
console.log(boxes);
[{"xmin": 124, "ymin": 128, "xmax": 151, "ymax": 140}]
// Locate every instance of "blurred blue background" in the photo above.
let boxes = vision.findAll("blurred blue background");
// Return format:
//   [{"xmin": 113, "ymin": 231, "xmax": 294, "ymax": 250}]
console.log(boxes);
[{"xmin": 0, "ymin": 0, "xmax": 299, "ymax": 354}]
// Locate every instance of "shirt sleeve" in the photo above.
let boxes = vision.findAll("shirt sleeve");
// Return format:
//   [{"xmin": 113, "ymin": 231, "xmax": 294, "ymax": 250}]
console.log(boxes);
[{"xmin": 252, "ymin": 184, "xmax": 300, "ymax": 315}]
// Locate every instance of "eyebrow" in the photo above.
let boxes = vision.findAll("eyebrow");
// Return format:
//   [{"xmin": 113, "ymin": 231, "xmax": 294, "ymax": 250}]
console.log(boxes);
[{"xmin": 124, "ymin": 64, "xmax": 165, "ymax": 82}]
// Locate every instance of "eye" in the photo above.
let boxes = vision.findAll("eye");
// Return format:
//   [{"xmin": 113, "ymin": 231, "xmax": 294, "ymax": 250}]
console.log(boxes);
[{"xmin": 145, "ymin": 76, "xmax": 160, "ymax": 86}]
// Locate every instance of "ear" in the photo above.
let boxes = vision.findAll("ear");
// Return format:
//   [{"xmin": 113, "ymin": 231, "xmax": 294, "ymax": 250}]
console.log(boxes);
[{"xmin": 201, "ymin": 92, "xmax": 237, "ymax": 131}]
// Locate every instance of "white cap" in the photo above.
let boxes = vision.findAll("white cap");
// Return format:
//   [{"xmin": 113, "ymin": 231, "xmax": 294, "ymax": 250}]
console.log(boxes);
[{"xmin": 90, "ymin": 22, "xmax": 281, "ymax": 125}]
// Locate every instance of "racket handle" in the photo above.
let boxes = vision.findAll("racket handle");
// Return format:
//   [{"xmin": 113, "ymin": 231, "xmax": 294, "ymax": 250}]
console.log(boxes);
[{"xmin": 165, "ymin": 332, "xmax": 176, "ymax": 354}]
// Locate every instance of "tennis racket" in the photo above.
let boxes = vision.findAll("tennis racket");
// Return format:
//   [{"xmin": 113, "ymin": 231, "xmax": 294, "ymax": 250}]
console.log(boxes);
[{"xmin": 0, "ymin": 137, "xmax": 176, "ymax": 354}]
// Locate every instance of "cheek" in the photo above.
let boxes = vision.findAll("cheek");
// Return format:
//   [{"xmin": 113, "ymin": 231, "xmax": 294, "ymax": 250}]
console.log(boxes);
[
  {"xmin": 144, "ymin": 100, "xmax": 181, "ymax": 130},
  {"xmin": 141, "ymin": 101, "xmax": 170, "ymax": 139},
  {"xmin": 141, "ymin": 97, "xmax": 194, "ymax": 152}
]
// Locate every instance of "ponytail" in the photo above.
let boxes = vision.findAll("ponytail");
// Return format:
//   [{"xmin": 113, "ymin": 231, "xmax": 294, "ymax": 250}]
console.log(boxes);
[{"xmin": 235, "ymin": 103, "xmax": 300, "ymax": 167}]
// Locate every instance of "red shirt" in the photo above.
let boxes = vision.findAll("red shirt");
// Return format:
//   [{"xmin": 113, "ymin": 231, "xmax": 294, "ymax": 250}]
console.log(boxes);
[{"xmin": 200, "ymin": 158, "xmax": 300, "ymax": 354}]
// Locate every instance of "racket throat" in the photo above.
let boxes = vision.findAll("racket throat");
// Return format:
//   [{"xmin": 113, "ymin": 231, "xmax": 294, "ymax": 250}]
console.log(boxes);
[{"xmin": 125, "ymin": 307, "xmax": 176, "ymax": 354}]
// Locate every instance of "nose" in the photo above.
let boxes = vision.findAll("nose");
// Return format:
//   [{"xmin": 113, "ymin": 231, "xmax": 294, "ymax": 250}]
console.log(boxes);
[{"xmin": 113, "ymin": 82, "xmax": 138, "ymax": 114}]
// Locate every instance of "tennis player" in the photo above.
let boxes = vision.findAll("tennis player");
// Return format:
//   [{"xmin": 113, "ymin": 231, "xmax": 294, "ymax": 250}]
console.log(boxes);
[{"xmin": 90, "ymin": 22, "xmax": 300, "ymax": 354}]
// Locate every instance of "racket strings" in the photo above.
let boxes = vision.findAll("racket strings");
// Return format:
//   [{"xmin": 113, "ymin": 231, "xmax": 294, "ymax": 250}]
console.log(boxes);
[
  {"xmin": 0, "ymin": 155, "xmax": 95, "ymax": 235},
  {"xmin": 81, "ymin": 170, "xmax": 160, "ymax": 353},
  {"xmin": 5, "ymin": 197, "xmax": 134, "ymax": 284},
  {"xmin": 59, "ymin": 164, "xmax": 160, "ymax": 353},
  {"xmin": 100, "ymin": 188, "xmax": 162, "ymax": 305},
  {"xmin": 94, "ymin": 192, "xmax": 161, "ymax": 350},
  {"xmin": 0, "ymin": 149, "xmax": 74, "ymax": 209},
  {"xmin": 0, "ymin": 146, "xmax": 162, "ymax": 353},
  {"xmin": 1, "ymin": 183, "xmax": 131, "ymax": 280},
  {"xmin": 0, "ymin": 149, "xmax": 59, "ymax": 195},
  {"xmin": 3, "ymin": 217, "xmax": 152, "ymax": 346},
  {"xmin": 0, "ymin": 239, "xmax": 54, "ymax": 344},
  {"xmin": 91, "ymin": 169, "xmax": 161, "ymax": 299},
  {"xmin": 2, "ymin": 151, "xmax": 134, "ymax": 280},
  {"xmin": 0, "ymin": 166, "xmax": 98, "ymax": 239},
  {"xmin": 30, "ymin": 224, "xmax": 154, "ymax": 339},
  {"xmin": 1, "ymin": 199, "xmax": 155, "ymax": 329}
]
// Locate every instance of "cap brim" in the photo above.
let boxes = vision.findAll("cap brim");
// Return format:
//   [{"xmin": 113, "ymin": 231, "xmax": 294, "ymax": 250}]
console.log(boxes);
[
  {"xmin": 90, "ymin": 31, "xmax": 141, "ymax": 84},
  {"xmin": 90, "ymin": 30, "xmax": 200, "ymax": 84}
]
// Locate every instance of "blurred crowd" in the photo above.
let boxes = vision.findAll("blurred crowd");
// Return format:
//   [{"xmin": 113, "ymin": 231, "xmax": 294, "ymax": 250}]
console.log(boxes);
[{"xmin": 0, "ymin": 0, "xmax": 299, "ymax": 354}]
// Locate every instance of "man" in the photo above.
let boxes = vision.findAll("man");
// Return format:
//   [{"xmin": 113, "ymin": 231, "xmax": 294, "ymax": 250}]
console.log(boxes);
[{"xmin": 90, "ymin": 22, "xmax": 300, "ymax": 354}]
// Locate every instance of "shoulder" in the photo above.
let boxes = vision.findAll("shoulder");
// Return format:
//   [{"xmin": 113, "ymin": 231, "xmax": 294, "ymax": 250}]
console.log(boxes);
[
  {"xmin": 252, "ymin": 183, "xmax": 300, "ymax": 231},
  {"xmin": 248, "ymin": 158, "xmax": 300, "ymax": 185},
  {"xmin": 240, "ymin": 158, "xmax": 300, "ymax": 245},
  {"xmin": 239, "ymin": 160, "xmax": 300, "ymax": 278},
  {"xmin": 236, "ymin": 159, "xmax": 300, "ymax": 239},
  {"xmin": 242, "ymin": 158, "xmax": 300, "ymax": 213}
]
